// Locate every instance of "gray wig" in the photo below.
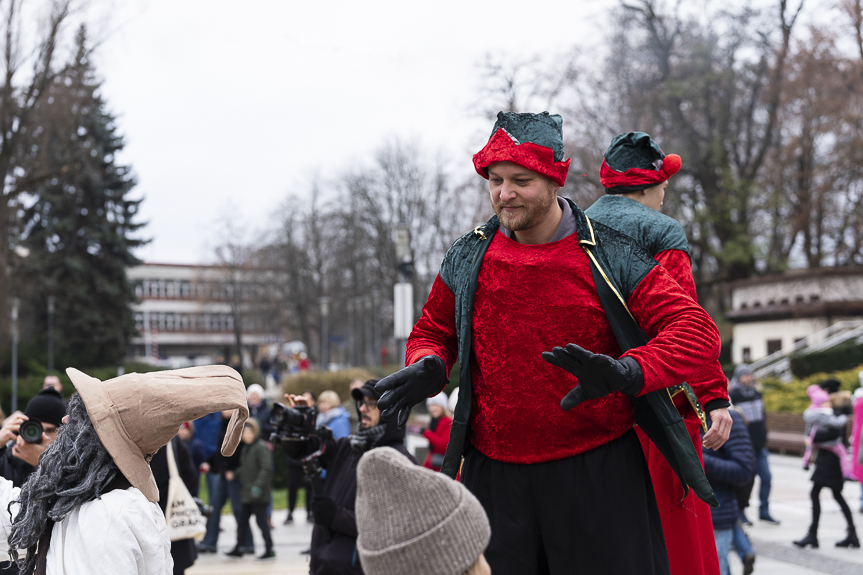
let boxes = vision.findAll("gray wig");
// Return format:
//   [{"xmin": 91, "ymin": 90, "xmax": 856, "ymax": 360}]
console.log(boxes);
[{"xmin": 8, "ymin": 392, "xmax": 120, "ymax": 570}]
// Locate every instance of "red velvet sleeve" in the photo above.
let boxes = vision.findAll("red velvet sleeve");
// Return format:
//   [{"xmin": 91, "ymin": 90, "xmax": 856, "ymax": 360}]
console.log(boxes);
[
  {"xmin": 405, "ymin": 274, "xmax": 459, "ymax": 373},
  {"xmin": 655, "ymin": 249, "xmax": 696, "ymax": 300},
  {"xmin": 623, "ymin": 265, "xmax": 721, "ymax": 395},
  {"xmin": 655, "ymin": 249, "xmax": 730, "ymax": 408}
]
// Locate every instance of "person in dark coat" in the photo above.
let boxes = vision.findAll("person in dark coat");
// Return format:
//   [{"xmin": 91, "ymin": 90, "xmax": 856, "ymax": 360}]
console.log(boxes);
[
  {"xmin": 729, "ymin": 364, "xmax": 779, "ymax": 524},
  {"xmin": 225, "ymin": 418, "xmax": 275, "ymax": 560},
  {"xmin": 702, "ymin": 410, "xmax": 755, "ymax": 575},
  {"xmin": 177, "ymin": 422, "xmax": 207, "ymax": 496},
  {"xmin": 198, "ymin": 411, "xmax": 253, "ymax": 553},
  {"xmin": 151, "ymin": 436, "xmax": 200, "ymax": 575},
  {"xmin": 793, "ymin": 386, "xmax": 860, "ymax": 549},
  {"xmin": 281, "ymin": 380, "xmax": 416, "ymax": 575}
]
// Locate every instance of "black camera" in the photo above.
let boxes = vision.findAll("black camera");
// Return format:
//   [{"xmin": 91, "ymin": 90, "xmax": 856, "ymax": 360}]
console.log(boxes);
[
  {"xmin": 193, "ymin": 497, "xmax": 213, "ymax": 518},
  {"xmin": 269, "ymin": 402, "xmax": 319, "ymax": 443},
  {"xmin": 19, "ymin": 420, "xmax": 44, "ymax": 444}
]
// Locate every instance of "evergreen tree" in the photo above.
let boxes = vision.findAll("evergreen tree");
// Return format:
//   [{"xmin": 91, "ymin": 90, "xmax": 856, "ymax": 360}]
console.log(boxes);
[{"xmin": 19, "ymin": 25, "xmax": 145, "ymax": 368}]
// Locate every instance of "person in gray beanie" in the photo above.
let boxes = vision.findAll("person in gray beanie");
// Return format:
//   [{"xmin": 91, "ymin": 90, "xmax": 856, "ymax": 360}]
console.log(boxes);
[{"xmin": 356, "ymin": 447, "xmax": 491, "ymax": 575}]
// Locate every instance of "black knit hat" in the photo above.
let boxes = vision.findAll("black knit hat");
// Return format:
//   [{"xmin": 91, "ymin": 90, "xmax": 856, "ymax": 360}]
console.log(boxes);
[
  {"xmin": 24, "ymin": 388, "xmax": 66, "ymax": 427},
  {"xmin": 351, "ymin": 379, "xmax": 382, "ymax": 402}
]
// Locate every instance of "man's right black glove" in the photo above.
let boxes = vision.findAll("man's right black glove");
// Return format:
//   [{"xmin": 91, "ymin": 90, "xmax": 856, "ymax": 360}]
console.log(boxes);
[
  {"xmin": 375, "ymin": 355, "xmax": 447, "ymax": 428},
  {"xmin": 541, "ymin": 343, "xmax": 643, "ymax": 410}
]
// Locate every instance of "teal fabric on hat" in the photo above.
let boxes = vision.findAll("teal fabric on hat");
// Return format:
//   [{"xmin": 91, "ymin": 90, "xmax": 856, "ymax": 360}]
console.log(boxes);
[
  {"xmin": 490, "ymin": 112, "xmax": 565, "ymax": 162},
  {"xmin": 604, "ymin": 132, "xmax": 665, "ymax": 172}
]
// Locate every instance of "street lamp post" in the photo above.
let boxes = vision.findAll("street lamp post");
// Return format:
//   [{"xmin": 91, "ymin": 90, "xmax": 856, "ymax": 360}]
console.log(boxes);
[
  {"xmin": 47, "ymin": 296, "xmax": 56, "ymax": 372},
  {"xmin": 11, "ymin": 298, "xmax": 19, "ymax": 413},
  {"xmin": 392, "ymin": 225, "xmax": 413, "ymax": 367},
  {"xmin": 372, "ymin": 289, "xmax": 381, "ymax": 366},
  {"xmin": 319, "ymin": 296, "xmax": 331, "ymax": 371}
]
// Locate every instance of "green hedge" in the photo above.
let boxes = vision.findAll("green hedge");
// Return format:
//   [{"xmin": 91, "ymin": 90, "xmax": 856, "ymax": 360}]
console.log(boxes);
[
  {"xmin": 762, "ymin": 364, "xmax": 863, "ymax": 413},
  {"xmin": 790, "ymin": 341, "xmax": 863, "ymax": 378}
]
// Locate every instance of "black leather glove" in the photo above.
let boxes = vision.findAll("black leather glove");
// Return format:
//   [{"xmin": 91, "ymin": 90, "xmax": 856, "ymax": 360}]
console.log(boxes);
[
  {"xmin": 541, "ymin": 343, "xmax": 643, "ymax": 410},
  {"xmin": 375, "ymin": 355, "xmax": 447, "ymax": 428},
  {"xmin": 310, "ymin": 495, "xmax": 337, "ymax": 529}
]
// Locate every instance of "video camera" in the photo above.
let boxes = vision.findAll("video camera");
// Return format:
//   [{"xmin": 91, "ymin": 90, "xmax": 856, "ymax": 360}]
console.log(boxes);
[
  {"xmin": 269, "ymin": 401, "xmax": 334, "ymax": 543},
  {"xmin": 269, "ymin": 402, "xmax": 320, "ymax": 443}
]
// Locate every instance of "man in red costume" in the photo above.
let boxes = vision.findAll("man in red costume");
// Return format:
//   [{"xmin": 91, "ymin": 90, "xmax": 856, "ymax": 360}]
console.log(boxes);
[
  {"xmin": 375, "ymin": 112, "xmax": 722, "ymax": 574},
  {"xmin": 586, "ymin": 132, "xmax": 732, "ymax": 575}
]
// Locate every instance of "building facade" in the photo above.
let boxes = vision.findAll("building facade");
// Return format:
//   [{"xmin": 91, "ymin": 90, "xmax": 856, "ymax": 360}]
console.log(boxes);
[
  {"xmin": 726, "ymin": 267, "xmax": 863, "ymax": 364},
  {"xmin": 127, "ymin": 263, "xmax": 279, "ymax": 367}
]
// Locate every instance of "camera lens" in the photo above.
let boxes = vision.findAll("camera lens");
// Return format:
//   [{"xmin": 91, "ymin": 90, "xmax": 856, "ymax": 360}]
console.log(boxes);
[{"xmin": 20, "ymin": 420, "xmax": 43, "ymax": 444}]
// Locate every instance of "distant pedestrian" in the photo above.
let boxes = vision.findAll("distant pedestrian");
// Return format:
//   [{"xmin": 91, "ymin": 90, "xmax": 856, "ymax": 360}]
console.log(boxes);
[
  {"xmin": 151, "ymin": 436, "xmax": 200, "ymax": 574},
  {"xmin": 316, "ymin": 390, "xmax": 351, "ymax": 439},
  {"xmin": 702, "ymin": 410, "xmax": 755, "ymax": 575},
  {"xmin": 198, "ymin": 411, "xmax": 253, "ymax": 554},
  {"xmin": 355, "ymin": 446, "xmax": 491, "ymax": 575},
  {"xmin": 247, "ymin": 384, "xmax": 274, "ymax": 442},
  {"xmin": 794, "ymin": 385, "xmax": 859, "ymax": 549},
  {"xmin": 422, "ymin": 392, "xmax": 452, "ymax": 472},
  {"xmin": 802, "ymin": 385, "xmax": 855, "ymax": 480},
  {"xmin": 729, "ymin": 364, "xmax": 779, "ymax": 524},
  {"xmin": 177, "ymin": 422, "xmax": 207, "ymax": 495},
  {"xmin": 225, "ymin": 419, "xmax": 275, "ymax": 561}
]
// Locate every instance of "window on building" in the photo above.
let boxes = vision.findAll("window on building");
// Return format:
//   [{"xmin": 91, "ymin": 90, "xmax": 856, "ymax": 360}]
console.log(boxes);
[
  {"xmin": 766, "ymin": 339, "xmax": 782, "ymax": 355},
  {"xmin": 742, "ymin": 347, "xmax": 751, "ymax": 362}
]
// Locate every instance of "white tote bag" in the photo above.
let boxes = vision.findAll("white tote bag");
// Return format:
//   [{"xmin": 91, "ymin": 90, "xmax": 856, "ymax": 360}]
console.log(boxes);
[{"xmin": 165, "ymin": 439, "xmax": 207, "ymax": 542}]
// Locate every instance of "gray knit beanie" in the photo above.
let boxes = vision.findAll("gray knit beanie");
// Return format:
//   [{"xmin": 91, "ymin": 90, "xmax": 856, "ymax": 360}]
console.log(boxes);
[{"xmin": 356, "ymin": 447, "xmax": 491, "ymax": 575}]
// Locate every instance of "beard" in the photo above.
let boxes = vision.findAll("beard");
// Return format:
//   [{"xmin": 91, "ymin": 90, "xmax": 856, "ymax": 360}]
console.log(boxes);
[{"xmin": 492, "ymin": 188, "xmax": 558, "ymax": 231}]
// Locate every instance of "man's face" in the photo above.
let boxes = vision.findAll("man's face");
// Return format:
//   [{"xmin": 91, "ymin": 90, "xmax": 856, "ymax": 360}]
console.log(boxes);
[
  {"xmin": 739, "ymin": 373, "xmax": 754, "ymax": 386},
  {"xmin": 488, "ymin": 162, "xmax": 559, "ymax": 232},
  {"xmin": 42, "ymin": 376, "xmax": 62, "ymax": 394},
  {"xmin": 358, "ymin": 397, "xmax": 381, "ymax": 429},
  {"xmin": 642, "ymin": 181, "xmax": 667, "ymax": 211}
]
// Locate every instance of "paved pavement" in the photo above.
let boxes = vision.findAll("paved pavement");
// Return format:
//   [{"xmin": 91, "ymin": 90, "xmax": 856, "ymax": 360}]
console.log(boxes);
[{"xmin": 187, "ymin": 453, "xmax": 863, "ymax": 574}]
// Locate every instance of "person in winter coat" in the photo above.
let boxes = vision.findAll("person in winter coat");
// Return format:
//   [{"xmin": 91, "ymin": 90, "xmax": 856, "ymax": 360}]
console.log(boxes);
[
  {"xmin": 151, "ymin": 436, "xmax": 200, "ymax": 574},
  {"xmin": 422, "ymin": 392, "xmax": 452, "ymax": 472},
  {"xmin": 198, "ymin": 411, "xmax": 253, "ymax": 553},
  {"xmin": 801, "ymin": 385, "xmax": 855, "ymax": 479},
  {"xmin": 729, "ymin": 364, "xmax": 779, "ymax": 524},
  {"xmin": 702, "ymin": 410, "xmax": 755, "ymax": 575},
  {"xmin": 225, "ymin": 419, "xmax": 275, "ymax": 560},
  {"xmin": 247, "ymin": 384, "xmax": 274, "ymax": 442},
  {"xmin": 176, "ymin": 422, "xmax": 207, "ymax": 496},
  {"xmin": 281, "ymin": 379, "xmax": 416, "ymax": 575},
  {"xmin": 316, "ymin": 391, "xmax": 352, "ymax": 439},
  {"xmin": 793, "ymin": 385, "xmax": 859, "ymax": 549}
]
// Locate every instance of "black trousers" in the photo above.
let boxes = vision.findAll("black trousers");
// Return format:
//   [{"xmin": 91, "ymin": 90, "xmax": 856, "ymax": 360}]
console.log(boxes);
[
  {"xmin": 461, "ymin": 429, "xmax": 669, "ymax": 575},
  {"xmin": 237, "ymin": 502, "xmax": 273, "ymax": 552}
]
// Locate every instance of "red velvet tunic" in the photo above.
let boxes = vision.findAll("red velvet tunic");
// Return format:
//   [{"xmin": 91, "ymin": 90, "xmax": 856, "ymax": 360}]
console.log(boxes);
[{"xmin": 407, "ymin": 230, "xmax": 721, "ymax": 463}]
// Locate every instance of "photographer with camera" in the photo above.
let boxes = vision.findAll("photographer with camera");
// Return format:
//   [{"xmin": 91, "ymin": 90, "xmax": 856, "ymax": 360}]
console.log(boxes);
[
  {"xmin": 0, "ymin": 387, "xmax": 65, "ymax": 574},
  {"xmin": 275, "ymin": 380, "xmax": 415, "ymax": 575},
  {"xmin": 0, "ymin": 388, "xmax": 65, "ymax": 487}
]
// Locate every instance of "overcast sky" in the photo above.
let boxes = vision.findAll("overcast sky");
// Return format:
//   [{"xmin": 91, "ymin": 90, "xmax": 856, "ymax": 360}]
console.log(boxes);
[{"xmin": 91, "ymin": 0, "xmax": 616, "ymax": 264}]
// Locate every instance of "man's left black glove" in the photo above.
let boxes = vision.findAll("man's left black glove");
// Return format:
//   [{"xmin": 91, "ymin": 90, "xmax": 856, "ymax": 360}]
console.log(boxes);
[
  {"xmin": 541, "ymin": 343, "xmax": 643, "ymax": 410},
  {"xmin": 375, "ymin": 355, "xmax": 447, "ymax": 428},
  {"xmin": 310, "ymin": 495, "xmax": 337, "ymax": 529}
]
